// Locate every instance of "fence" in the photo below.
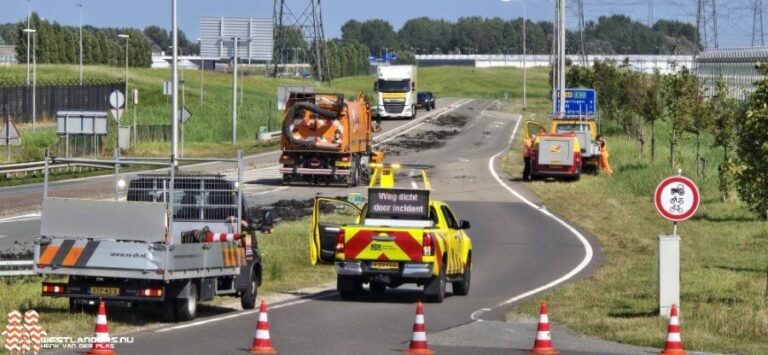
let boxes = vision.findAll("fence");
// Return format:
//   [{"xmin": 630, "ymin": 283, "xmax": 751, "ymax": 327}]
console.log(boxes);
[{"xmin": 0, "ymin": 79, "xmax": 125, "ymax": 123}]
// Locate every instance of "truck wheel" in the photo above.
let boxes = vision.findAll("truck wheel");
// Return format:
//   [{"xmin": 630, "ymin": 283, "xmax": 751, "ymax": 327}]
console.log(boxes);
[
  {"xmin": 337, "ymin": 275, "xmax": 361, "ymax": 300},
  {"xmin": 347, "ymin": 157, "xmax": 359, "ymax": 187},
  {"xmin": 174, "ymin": 283, "xmax": 198, "ymax": 322},
  {"xmin": 452, "ymin": 255, "xmax": 471, "ymax": 296},
  {"xmin": 423, "ymin": 262, "xmax": 446, "ymax": 303},
  {"xmin": 240, "ymin": 271, "xmax": 259, "ymax": 310}
]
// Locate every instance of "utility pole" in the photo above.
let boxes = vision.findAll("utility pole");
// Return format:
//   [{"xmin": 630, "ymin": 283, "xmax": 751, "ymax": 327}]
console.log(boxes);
[
  {"xmin": 578, "ymin": 0, "xmax": 587, "ymax": 67},
  {"xmin": 232, "ymin": 36, "xmax": 238, "ymax": 145},
  {"xmin": 647, "ymin": 0, "xmax": 654, "ymax": 28},
  {"xmin": 77, "ymin": 3, "xmax": 83, "ymax": 85},
  {"xmin": 171, "ymin": 0, "xmax": 179, "ymax": 160},
  {"xmin": 558, "ymin": 0, "xmax": 566, "ymax": 118},
  {"xmin": 711, "ymin": 0, "xmax": 719, "ymax": 48},
  {"xmin": 26, "ymin": 0, "xmax": 31, "ymax": 86}
]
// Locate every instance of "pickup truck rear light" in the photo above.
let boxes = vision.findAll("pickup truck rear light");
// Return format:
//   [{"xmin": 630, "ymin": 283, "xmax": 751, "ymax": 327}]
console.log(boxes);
[
  {"xmin": 42, "ymin": 284, "xmax": 64, "ymax": 294},
  {"xmin": 280, "ymin": 154, "xmax": 294, "ymax": 165},
  {"xmin": 335, "ymin": 230, "xmax": 346, "ymax": 254},
  {"xmin": 140, "ymin": 288, "xmax": 163, "ymax": 297},
  {"xmin": 423, "ymin": 233, "xmax": 435, "ymax": 256},
  {"xmin": 340, "ymin": 155, "xmax": 350, "ymax": 162}
]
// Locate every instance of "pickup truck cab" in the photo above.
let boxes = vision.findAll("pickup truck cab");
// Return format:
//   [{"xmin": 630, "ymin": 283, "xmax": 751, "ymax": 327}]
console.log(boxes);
[{"xmin": 310, "ymin": 167, "xmax": 472, "ymax": 302}]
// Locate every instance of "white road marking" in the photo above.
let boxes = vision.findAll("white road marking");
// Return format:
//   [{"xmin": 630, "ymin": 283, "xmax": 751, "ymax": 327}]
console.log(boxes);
[
  {"xmin": 472, "ymin": 114, "xmax": 594, "ymax": 320},
  {"xmin": 376, "ymin": 99, "xmax": 472, "ymax": 144},
  {"xmin": 251, "ymin": 187, "xmax": 289, "ymax": 196},
  {"xmin": 0, "ymin": 235, "xmax": 7, "ymax": 239},
  {"xmin": 0, "ymin": 213, "xmax": 41, "ymax": 223},
  {"xmin": 155, "ymin": 292, "xmax": 337, "ymax": 333}
]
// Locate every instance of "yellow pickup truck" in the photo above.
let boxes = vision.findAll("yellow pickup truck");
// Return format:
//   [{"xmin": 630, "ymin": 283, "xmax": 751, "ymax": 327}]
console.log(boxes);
[{"xmin": 309, "ymin": 166, "xmax": 472, "ymax": 303}]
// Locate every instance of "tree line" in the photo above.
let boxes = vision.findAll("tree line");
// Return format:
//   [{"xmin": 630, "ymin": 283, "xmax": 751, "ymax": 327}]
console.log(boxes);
[
  {"xmin": 341, "ymin": 15, "xmax": 699, "ymax": 58},
  {"xmin": 567, "ymin": 61, "xmax": 767, "ymax": 220}
]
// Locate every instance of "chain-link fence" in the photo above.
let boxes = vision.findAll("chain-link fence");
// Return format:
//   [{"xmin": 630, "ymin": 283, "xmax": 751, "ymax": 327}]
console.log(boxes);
[{"xmin": 0, "ymin": 79, "xmax": 125, "ymax": 123}]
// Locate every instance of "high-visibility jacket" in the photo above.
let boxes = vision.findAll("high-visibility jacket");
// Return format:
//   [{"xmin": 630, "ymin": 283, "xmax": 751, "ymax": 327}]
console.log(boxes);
[{"xmin": 523, "ymin": 137, "xmax": 533, "ymax": 158}]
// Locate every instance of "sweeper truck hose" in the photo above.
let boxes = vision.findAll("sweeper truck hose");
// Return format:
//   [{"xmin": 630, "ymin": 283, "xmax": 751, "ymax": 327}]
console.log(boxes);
[{"xmin": 282, "ymin": 102, "xmax": 340, "ymax": 149}]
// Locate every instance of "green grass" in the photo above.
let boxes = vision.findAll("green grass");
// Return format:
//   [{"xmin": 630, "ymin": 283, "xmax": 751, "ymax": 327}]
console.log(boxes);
[
  {"xmin": 0, "ymin": 216, "xmax": 334, "ymax": 339},
  {"xmin": 501, "ymin": 102, "xmax": 768, "ymax": 354}
]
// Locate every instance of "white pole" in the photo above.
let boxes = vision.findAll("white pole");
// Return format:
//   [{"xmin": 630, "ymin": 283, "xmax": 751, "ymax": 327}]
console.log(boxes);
[
  {"xmin": 232, "ymin": 36, "xmax": 238, "ymax": 145},
  {"xmin": 32, "ymin": 32, "xmax": 36, "ymax": 131},
  {"xmin": 558, "ymin": 0, "xmax": 566, "ymax": 118},
  {"xmin": 171, "ymin": 0, "xmax": 179, "ymax": 160},
  {"xmin": 26, "ymin": 0, "xmax": 30, "ymax": 85},
  {"xmin": 522, "ymin": 2, "xmax": 527, "ymax": 110},
  {"xmin": 78, "ymin": 3, "xmax": 83, "ymax": 85}
]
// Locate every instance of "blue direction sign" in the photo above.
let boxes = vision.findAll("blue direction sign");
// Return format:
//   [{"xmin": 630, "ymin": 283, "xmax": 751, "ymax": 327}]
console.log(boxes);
[{"xmin": 554, "ymin": 88, "xmax": 597, "ymax": 118}]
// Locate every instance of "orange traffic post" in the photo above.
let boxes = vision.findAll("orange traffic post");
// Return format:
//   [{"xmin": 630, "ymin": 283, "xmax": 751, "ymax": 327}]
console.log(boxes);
[
  {"xmin": 660, "ymin": 304, "xmax": 686, "ymax": 355},
  {"xmin": 404, "ymin": 302, "xmax": 433, "ymax": 354},
  {"xmin": 86, "ymin": 300, "xmax": 115, "ymax": 355},
  {"xmin": 248, "ymin": 300, "xmax": 276, "ymax": 354},
  {"xmin": 529, "ymin": 302, "xmax": 559, "ymax": 355}
]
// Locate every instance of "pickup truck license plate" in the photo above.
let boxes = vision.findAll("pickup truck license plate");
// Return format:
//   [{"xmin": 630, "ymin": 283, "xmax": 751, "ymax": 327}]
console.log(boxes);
[
  {"xmin": 91, "ymin": 287, "xmax": 120, "ymax": 296},
  {"xmin": 371, "ymin": 262, "xmax": 398, "ymax": 270}
]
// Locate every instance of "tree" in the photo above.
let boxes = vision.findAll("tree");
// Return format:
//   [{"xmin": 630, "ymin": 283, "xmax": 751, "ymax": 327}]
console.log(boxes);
[
  {"xmin": 737, "ymin": 63, "xmax": 768, "ymax": 220},
  {"xmin": 358, "ymin": 19, "xmax": 397, "ymax": 56},
  {"xmin": 710, "ymin": 80, "xmax": 741, "ymax": 202},
  {"xmin": 640, "ymin": 70, "xmax": 666, "ymax": 162},
  {"xmin": 662, "ymin": 63, "xmax": 698, "ymax": 167},
  {"xmin": 340, "ymin": 20, "xmax": 362, "ymax": 43}
]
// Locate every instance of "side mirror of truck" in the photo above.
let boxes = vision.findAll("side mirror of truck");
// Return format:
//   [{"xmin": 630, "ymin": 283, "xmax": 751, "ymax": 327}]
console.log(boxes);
[{"xmin": 459, "ymin": 220, "xmax": 471, "ymax": 230}]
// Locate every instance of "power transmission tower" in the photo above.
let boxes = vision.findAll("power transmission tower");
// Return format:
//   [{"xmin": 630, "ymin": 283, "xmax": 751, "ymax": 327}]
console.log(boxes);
[
  {"xmin": 695, "ymin": 0, "xmax": 720, "ymax": 50},
  {"xmin": 272, "ymin": 0, "xmax": 330, "ymax": 83},
  {"xmin": 647, "ymin": 0, "xmax": 654, "ymax": 28},
  {"xmin": 753, "ymin": 0, "xmax": 765, "ymax": 46},
  {"xmin": 577, "ymin": 0, "xmax": 588, "ymax": 66}
]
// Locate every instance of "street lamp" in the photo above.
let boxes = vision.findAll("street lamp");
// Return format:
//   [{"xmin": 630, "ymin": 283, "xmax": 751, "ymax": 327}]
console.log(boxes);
[
  {"xmin": 23, "ymin": 28, "xmax": 36, "ymax": 130},
  {"xmin": 117, "ymin": 34, "xmax": 129, "ymax": 104},
  {"xmin": 502, "ymin": 0, "xmax": 527, "ymax": 110},
  {"xmin": 197, "ymin": 38, "xmax": 204, "ymax": 105},
  {"xmin": 77, "ymin": 3, "xmax": 83, "ymax": 84}
]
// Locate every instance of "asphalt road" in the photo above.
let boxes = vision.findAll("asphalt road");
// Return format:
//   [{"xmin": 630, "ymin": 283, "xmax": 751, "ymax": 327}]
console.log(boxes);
[{"xmin": 102, "ymin": 100, "xmax": 655, "ymax": 355}]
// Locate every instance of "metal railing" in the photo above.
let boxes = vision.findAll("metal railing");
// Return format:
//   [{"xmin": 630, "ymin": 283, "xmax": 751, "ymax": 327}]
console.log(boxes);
[
  {"xmin": 0, "ymin": 160, "xmax": 111, "ymax": 179},
  {"xmin": 0, "ymin": 260, "xmax": 34, "ymax": 277}
]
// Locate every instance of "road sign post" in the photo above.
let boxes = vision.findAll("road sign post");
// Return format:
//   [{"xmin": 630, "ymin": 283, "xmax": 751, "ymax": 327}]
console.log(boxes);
[
  {"xmin": 554, "ymin": 88, "xmax": 597, "ymax": 118},
  {"xmin": 1, "ymin": 115, "xmax": 22, "ymax": 163},
  {"xmin": 654, "ymin": 171, "xmax": 700, "ymax": 317}
]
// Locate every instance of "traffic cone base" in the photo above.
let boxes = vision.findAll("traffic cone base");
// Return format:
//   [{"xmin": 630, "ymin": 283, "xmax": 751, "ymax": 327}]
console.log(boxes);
[
  {"xmin": 248, "ymin": 300, "xmax": 276, "ymax": 354},
  {"xmin": 529, "ymin": 302, "xmax": 559, "ymax": 355},
  {"xmin": 659, "ymin": 304, "xmax": 686, "ymax": 355},
  {"xmin": 86, "ymin": 301, "xmax": 115, "ymax": 355},
  {"xmin": 404, "ymin": 302, "xmax": 433, "ymax": 354}
]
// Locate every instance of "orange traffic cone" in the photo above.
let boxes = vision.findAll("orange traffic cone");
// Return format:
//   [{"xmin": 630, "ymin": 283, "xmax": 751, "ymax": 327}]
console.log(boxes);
[
  {"xmin": 86, "ymin": 301, "xmax": 115, "ymax": 355},
  {"xmin": 529, "ymin": 302, "xmax": 559, "ymax": 355},
  {"xmin": 248, "ymin": 300, "xmax": 276, "ymax": 354},
  {"xmin": 405, "ymin": 302, "xmax": 433, "ymax": 354},
  {"xmin": 660, "ymin": 304, "xmax": 686, "ymax": 355}
]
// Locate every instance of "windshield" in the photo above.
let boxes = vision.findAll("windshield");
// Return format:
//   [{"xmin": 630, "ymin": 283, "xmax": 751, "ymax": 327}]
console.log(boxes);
[
  {"xmin": 377, "ymin": 79, "xmax": 411, "ymax": 93},
  {"xmin": 555, "ymin": 123, "xmax": 591, "ymax": 134}
]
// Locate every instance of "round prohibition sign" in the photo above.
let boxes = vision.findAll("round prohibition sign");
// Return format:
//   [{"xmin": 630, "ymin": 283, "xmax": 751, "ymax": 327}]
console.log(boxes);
[{"xmin": 654, "ymin": 175, "xmax": 700, "ymax": 222}]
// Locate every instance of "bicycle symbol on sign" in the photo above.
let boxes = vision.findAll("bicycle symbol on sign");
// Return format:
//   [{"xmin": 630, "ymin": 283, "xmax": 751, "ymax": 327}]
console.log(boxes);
[{"xmin": 668, "ymin": 184, "xmax": 685, "ymax": 213}]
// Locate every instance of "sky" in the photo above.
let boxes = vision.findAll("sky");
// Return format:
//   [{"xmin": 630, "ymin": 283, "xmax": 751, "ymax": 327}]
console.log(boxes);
[{"xmin": 0, "ymin": 0, "xmax": 760, "ymax": 49}]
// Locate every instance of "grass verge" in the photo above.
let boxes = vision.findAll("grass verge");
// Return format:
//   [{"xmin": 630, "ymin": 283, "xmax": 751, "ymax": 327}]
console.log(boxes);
[
  {"xmin": 500, "ymin": 104, "xmax": 768, "ymax": 354},
  {"xmin": 0, "ymin": 215, "xmax": 333, "ymax": 339}
]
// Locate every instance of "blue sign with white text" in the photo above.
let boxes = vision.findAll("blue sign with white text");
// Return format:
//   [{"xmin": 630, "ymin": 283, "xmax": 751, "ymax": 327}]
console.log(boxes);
[{"xmin": 554, "ymin": 88, "xmax": 597, "ymax": 118}]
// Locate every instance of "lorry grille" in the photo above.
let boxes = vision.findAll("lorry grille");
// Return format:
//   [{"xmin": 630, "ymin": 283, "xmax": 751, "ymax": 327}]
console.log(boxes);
[{"xmin": 384, "ymin": 103, "xmax": 405, "ymax": 113}]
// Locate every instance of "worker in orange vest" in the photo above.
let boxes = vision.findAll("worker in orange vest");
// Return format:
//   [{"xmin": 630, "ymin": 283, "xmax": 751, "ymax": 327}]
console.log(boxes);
[
  {"xmin": 522, "ymin": 133, "xmax": 536, "ymax": 180},
  {"xmin": 596, "ymin": 135, "xmax": 613, "ymax": 176}
]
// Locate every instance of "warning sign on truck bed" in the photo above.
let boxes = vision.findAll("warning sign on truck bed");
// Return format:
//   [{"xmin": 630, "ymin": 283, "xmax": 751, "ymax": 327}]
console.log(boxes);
[{"xmin": 367, "ymin": 188, "xmax": 429, "ymax": 219}]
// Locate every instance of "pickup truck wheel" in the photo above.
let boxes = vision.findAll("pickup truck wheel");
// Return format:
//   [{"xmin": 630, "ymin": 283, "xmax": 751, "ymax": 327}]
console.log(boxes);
[
  {"xmin": 424, "ymin": 263, "xmax": 446, "ymax": 303},
  {"xmin": 240, "ymin": 272, "xmax": 258, "ymax": 310},
  {"xmin": 337, "ymin": 275, "xmax": 360, "ymax": 300},
  {"xmin": 174, "ymin": 283, "xmax": 198, "ymax": 322},
  {"xmin": 452, "ymin": 255, "xmax": 471, "ymax": 296}
]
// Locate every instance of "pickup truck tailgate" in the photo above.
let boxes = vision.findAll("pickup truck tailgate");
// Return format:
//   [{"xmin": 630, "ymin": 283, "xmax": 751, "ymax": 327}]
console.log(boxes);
[{"xmin": 340, "ymin": 226, "xmax": 426, "ymax": 262}]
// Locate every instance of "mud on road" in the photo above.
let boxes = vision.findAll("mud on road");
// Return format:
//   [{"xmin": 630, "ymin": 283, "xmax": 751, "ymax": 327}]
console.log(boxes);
[{"xmin": 383, "ymin": 113, "xmax": 471, "ymax": 156}]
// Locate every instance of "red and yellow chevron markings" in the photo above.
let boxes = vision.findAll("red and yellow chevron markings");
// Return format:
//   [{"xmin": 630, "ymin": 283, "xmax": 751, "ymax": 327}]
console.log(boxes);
[{"xmin": 344, "ymin": 230, "xmax": 423, "ymax": 261}]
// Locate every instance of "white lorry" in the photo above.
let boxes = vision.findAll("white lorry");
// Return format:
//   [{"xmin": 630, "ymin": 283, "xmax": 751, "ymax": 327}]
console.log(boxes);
[{"xmin": 374, "ymin": 65, "xmax": 417, "ymax": 119}]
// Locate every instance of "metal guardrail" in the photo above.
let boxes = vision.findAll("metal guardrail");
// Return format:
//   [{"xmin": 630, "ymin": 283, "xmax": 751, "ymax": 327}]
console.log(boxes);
[{"xmin": 0, "ymin": 260, "xmax": 34, "ymax": 277}]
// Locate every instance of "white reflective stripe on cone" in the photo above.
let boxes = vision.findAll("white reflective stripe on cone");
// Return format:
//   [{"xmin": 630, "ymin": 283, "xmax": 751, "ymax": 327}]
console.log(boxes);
[
  {"xmin": 411, "ymin": 332, "xmax": 427, "ymax": 341},
  {"xmin": 96, "ymin": 315, "xmax": 107, "ymax": 324},
  {"xmin": 669, "ymin": 316, "xmax": 679, "ymax": 325},
  {"xmin": 255, "ymin": 329, "xmax": 270, "ymax": 339},
  {"xmin": 539, "ymin": 314, "xmax": 549, "ymax": 323},
  {"xmin": 415, "ymin": 315, "xmax": 424, "ymax": 324},
  {"xmin": 666, "ymin": 333, "xmax": 681, "ymax": 342},
  {"xmin": 536, "ymin": 331, "xmax": 551, "ymax": 340},
  {"xmin": 259, "ymin": 312, "xmax": 268, "ymax": 322}
]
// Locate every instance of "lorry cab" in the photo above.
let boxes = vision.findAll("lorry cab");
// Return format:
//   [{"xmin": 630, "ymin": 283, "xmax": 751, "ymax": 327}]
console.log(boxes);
[{"xmin": 374, "ymin": 65, "xmax": 418, "ymax": 119}]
